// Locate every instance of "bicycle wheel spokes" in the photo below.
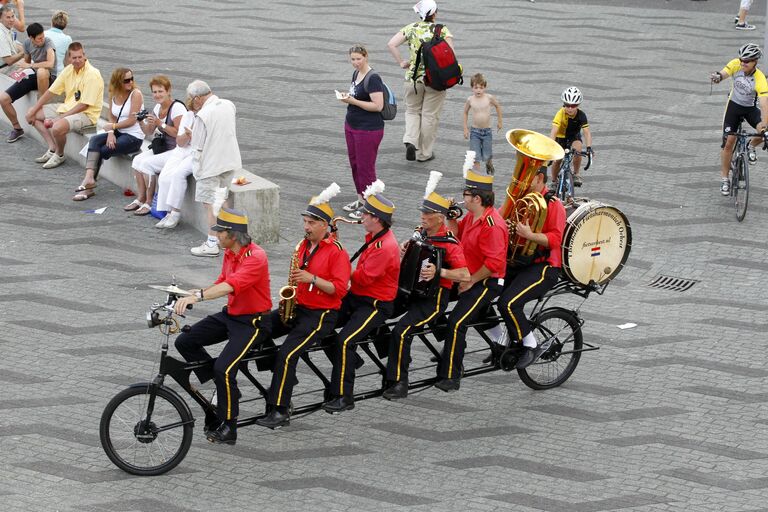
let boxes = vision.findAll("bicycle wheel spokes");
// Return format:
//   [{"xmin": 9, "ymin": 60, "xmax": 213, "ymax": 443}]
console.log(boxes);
[
  {"xmin": 100, "ymin": 386, "xmax": 193, "ymax": 476},
  {"xmin": 518, "ymin": 309, "xmax": 583, "ymax": 390},
  {"xmin": 734, "ymin": 158, "xmax": 749, "ymax": 222}
]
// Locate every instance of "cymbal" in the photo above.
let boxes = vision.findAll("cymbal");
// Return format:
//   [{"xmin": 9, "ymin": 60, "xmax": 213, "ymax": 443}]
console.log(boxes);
[{"xmin": 148, "ymin": 284, "xmax": 193, "ymax": 297}]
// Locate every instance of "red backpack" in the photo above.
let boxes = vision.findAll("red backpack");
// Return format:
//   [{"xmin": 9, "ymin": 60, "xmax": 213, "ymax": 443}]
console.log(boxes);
[{"xmin": 412, "ymin": 24, "xmax": 463, "ymax": 91}]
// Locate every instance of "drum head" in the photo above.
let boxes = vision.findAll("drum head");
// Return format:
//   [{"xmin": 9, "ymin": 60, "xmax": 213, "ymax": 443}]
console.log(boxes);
[{"xmin": 562, "ymin": 202, "xmax": 632, "ymax": 286}]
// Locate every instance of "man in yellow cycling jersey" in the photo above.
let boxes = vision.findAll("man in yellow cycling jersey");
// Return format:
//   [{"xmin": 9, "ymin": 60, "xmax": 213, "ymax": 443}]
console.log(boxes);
[{"xmin": 711, "ymin": 43, "xmax": 768, "ymax": 196}]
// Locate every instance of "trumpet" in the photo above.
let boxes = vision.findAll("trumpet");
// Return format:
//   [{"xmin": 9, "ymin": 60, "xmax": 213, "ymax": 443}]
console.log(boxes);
[{"xmin": 330, "ymin": 216, "xmax": 362, "ymax": 240}]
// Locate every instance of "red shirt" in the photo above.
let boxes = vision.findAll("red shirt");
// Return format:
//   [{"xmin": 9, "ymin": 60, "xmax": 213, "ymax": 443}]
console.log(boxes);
[
  {"xmin": 350, "ymin": 229, "xmax": 400, "ymax": 301},
  {"xmin": 214, "ymin": 242, "xmax": 272, "ymax": 315},
  {"xmin": 457, "ymin": 206, "xmax": 508, "ymax": 278},
  {"xmin": 427, "ymin": 225, "xmax": 467, "ymax": 289},
  {"xmin": 539, "ymin": 187, "xmax": 566, "ymax": 268},
  {"xmin": 296, "ymin": 237, "xmax": 351, "ymax": 310}
]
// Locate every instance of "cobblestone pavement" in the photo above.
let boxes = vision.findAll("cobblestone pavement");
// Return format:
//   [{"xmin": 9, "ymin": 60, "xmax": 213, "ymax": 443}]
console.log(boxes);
[{"xmin": 1, "ymin": 1, "xmax": 767, "ymax": 511}]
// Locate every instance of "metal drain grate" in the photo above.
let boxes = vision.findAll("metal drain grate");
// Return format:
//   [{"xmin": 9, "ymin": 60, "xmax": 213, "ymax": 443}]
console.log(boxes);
[{"xmin": 647, "ymin": 274, "xmax": 699, "ymax": 292}]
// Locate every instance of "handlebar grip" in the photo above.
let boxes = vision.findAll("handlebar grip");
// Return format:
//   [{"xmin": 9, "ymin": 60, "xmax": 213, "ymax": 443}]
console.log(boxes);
[
  {"xmin": 186, "ymin": 303, "xmax": 193, "ymax": 310},
  {"xmin": 584, "ymin": 152, "xmax": 592, "ymax": 171}
]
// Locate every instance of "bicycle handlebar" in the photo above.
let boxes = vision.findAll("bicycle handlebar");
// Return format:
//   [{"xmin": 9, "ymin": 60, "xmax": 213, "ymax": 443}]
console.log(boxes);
[{"xmin": 565, "ymin": 148, "xmax": 592, "ymax": 171}]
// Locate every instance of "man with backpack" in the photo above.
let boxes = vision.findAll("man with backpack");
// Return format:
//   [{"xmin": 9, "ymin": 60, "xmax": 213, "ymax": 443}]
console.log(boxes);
[{"xmin": 387, "ymin": 0, "xmax": 459, "ymax": 163}]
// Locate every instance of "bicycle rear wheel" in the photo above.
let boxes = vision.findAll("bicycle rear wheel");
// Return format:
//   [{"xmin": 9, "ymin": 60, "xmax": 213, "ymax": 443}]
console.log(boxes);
[
  {"xmin": 518, "ymin": 308, "xmax": 583, "ymax": 390},
  {"xmin": 733, "ymin": 157, "xmax": 749, "ymax": 222},
  {"xmin": 100, "ymin": 385, "xmax": 194, "ymax": 476}
]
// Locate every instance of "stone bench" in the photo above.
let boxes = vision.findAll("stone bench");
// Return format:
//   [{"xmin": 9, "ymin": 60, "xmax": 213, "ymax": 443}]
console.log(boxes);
[{"xmin": 0, "ymin": 73, "xmax": 279, "ymax": 243}]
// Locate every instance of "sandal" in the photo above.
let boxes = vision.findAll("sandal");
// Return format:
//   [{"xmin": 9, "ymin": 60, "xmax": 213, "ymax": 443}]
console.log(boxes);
[
  {"xmin": 75, "ymin": 183, "xmax": 97, "ymax": 193},
  {"xmin": 73, "ymin": 190, "xmax": 95, "ymax": 201},
  {"xmin": 134, "ymin": 203, "xmax": 152, "ymax": 216},
  {"xmin": 123, "ymin": 199, "xmax": 142, "ymax": 211}
]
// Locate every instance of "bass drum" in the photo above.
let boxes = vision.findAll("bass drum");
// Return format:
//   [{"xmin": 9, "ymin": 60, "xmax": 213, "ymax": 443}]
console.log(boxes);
[{"xmin": 561, "ymin": 200, "xmax": 632, "ymax": 286}]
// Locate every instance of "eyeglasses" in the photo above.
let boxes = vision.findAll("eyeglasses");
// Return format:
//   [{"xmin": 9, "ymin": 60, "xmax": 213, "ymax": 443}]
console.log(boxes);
[
  {"xmin": 123, "ymin": 77, "xmax": 134, "ymax": 84},
  {"xmin": 462, "ymin": 192, "xmax": 475, "ymax": 198},
  {"xmin": 740, "ymin": 59, "xmax": 756, "ymax": 64},
  {"xmin": 563, "ymin": 103, "xmax": 578, "ymax": 108}
]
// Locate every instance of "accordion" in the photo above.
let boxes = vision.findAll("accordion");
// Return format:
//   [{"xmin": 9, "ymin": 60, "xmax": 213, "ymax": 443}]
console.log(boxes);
[{"xmin": 398, "ymin": 232, "xmax": 446, "ymax": 299}]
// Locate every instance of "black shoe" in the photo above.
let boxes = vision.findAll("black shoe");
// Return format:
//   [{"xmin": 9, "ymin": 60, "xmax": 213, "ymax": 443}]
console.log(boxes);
[
  {"xmin": 434, "ymin": 378, "xmax": 460, "ymax": 392},
  {"xmin": 322, "ymin": 396, "xmax": 355, "ymax": 414},
  {"xmin": 382, "ymin": 380, "xmax": 408, "ymax": 400},
  {"xmin": 206, "ymin": 422, "xmax": 237, "ymax": 445},
  {"xmin": 405, "ymin": 142, "xmax": 416, "ymax": 161},
  {"xmin": 515, "ymin": 346, "xmax": 540, "ymax": 369},
  {"xmin": 256, "ymin": 409, "xmax": 290, "ymax": 430}
]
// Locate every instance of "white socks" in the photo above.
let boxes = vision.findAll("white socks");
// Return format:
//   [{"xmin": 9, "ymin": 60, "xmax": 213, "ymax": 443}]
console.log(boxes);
[{"xmin": 522, "ymin": 331, "xmax": 538, "ymax": 348}]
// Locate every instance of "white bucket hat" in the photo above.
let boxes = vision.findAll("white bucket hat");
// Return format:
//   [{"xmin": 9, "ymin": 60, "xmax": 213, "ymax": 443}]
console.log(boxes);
[{"xmin": 413, "ymin": 0, "xmax": 437, "ymax": 20}]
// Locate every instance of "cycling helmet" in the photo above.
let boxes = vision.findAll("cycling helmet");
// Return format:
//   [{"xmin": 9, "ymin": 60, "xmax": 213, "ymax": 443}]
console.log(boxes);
[
  {"xmin": 738, "ymin": 43, "xmax": 762, "ymax": 61},
  {"xmin": 561, "ymin": 86, "xmax": 583, "ymax": 105}
]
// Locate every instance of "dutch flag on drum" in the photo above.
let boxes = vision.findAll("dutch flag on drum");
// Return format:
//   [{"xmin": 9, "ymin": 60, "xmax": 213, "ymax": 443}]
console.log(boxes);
[{"xmin": 591, "ymin": 246, "xmax": 601, "ymax": 257}]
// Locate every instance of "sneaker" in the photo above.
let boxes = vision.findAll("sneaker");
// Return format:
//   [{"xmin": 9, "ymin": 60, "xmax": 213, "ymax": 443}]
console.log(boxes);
[
  {"xmin": 162, "ymin": 215, "xmax": 180, "ymax": 229},
  {"xmin": 348, "ymin": 209, "xmax": 363, "ymax": 221},
  {"xmin": 342, "ymin": 199, "xmax": 362, "ymax": 212},
  {"xmin": 748, "ymin": 149, "xmax": 757, "ymax": 163},
  {"xmin": 405, "ymin": 142, "xmax": 416, "ymax": 161},
  {"xmin": 573, "ymin": 175, "xmax": 583, "ymax": 187},
  {"xmin": 720, "ymin": 178, "xmax": 730, "ymax": 196},
  {"xmin": 191, "ymin": 242, "xmax": 220, "ymax": 257},
  {"xmin": 34, "ymin": 149, "xmax": 55, "ymax": 163},
  {"xmin": 6, "ymin": 127, "xmax": 23, "ymax": 143},
  {"xmin": 42, "ymin": 153, "xmax": 66, "ymax": 169},
  {"xmin": 736, "ymin": 22, "xmax": 756, "ymax": 30}
]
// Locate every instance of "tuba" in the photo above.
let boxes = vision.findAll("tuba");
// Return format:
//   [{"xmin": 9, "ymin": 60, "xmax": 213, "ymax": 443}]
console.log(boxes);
[
  {"xmin": 278, "ymin": 240, "xmax": 302, "ymax": 325},
  {"xmin": 500, "ymin": 129, "xmax": 565, "ymax": 263}
]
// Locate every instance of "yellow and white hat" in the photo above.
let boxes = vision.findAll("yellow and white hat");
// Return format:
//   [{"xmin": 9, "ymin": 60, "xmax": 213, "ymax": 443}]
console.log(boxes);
[{"xmin": 303, "ymin": 183, "xmax": 341, "ymax": 223}]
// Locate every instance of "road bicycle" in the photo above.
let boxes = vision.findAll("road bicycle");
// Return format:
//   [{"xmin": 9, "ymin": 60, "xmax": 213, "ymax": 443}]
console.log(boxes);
[
  {"xmin": 727, "ymin": 128, "xmax": 766, "ymax": 222},
  {"xmin": 553, "ymin": 147, "xmax": 592, "ymax": 203}
]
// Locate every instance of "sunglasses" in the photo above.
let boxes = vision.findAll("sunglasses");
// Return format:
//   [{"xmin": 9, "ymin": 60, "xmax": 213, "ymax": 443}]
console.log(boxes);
[
  {"xmin": 462, "ymin": 192, "xmax": 475, "ymax": 197},
  {"xmin": 74, "ymin": 90, "xmax": 81, "ymax": 101},
  {"xmin": 563, "ymin": 103, "xmax": 579, "ymax": 108},
  {"xmin": 740, "ymin": 59, "xmax": 757, "ymax": 64},
  {"xmin": 123, "ymin": 77, "xmax": 134, "ymax": 84}
]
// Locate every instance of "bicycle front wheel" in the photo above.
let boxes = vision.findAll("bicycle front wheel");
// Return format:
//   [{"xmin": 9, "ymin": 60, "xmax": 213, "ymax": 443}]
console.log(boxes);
[
  {"xmin": 734, "ymin": 157, "xmax": 749, "ymax": 222},
  {"xmin": 518, "ymin": 308, "xmax": 583, "ymax": 390},
  {"xmin": 100, "ymin": 385, "xmax": 194, "ymax": 476}
]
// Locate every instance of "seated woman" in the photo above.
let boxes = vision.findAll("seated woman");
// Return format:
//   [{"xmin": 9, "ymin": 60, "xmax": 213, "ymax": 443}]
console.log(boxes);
[
  {"xmin": 154, "ymin": 103, "xmax": 195, "ymax": 229},
  {"xmin": 124, "ymin": 75, "xmax": 186, "ymax": 216},
  {"xmin": 74, "ymin": 67, "xmax": 144, "ymax": 201}
]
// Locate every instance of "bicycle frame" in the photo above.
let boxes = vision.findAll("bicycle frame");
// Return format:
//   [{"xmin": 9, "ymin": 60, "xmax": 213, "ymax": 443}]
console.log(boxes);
[
  {"xmin": 140, "ymin": 278, "xmax": 604, "ymax": 429},
  {"xmin": 554, "ymin": 147, "xmax": 592, "ymax": 202}
]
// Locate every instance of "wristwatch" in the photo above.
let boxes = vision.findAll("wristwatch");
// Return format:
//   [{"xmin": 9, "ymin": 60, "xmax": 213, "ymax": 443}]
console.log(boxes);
[
  {"xmin": 194, "ymin": 289, "xmax": 204, "ymax": 301},
  {"xmin": 161, "ymin": 122, "xmax": 167, "ymax": 131}
]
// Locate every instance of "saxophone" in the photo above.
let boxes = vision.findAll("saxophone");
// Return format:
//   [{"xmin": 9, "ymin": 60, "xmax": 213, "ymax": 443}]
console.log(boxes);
[{"xmin": 278, "ymin": 240, "xmax": 302, "ymax": 325}]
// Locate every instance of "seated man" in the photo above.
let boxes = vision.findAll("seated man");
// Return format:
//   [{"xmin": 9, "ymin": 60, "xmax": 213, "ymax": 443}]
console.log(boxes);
[
  {"xmin": 25, "ymin": 42, "xmax": 103, "ymax": 169},
  {"xmin": 1, "ymin": 22, "xmax": 56, "ymax": 143},
  {"xmin": 174, "ymin": 207, "xmax": 272, "ymax": 445},
  {"xmin": 45, "ymin": 11, "xmax": 72, "ymax": 78},
  {"xmin": 499, "ymin": 166, "xmax": 566, "ymax": 369},
  {"xmin": 383, "ymin": 172, "xmax": 469, "ymax": 400},
  {"xmin": 323, "ymin": 181, "xmax": 399, "ymax": 414},
  {"xmin": 0, "ymin": 6, "xmax": 24, "ymax": 76},
  {"xmin": 256, "ymin": 185, "xmax": 352, "ymax": 429},
  {"xmin": 436, "ymin": 166, "xmax": 508, "ymax": 392}
]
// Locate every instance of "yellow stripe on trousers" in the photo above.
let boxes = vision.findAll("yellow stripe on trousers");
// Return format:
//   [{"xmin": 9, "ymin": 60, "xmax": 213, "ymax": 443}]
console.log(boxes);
[
  {"xmin": 505, "ymin": 266, "xmax": 549, "ymax": 341},
  {"xmin": 224, "ymin": 316, "xmax": 262, "ymax": 420},
  {"xmin": 448, "ymin": 284, "xmax": 488, "ymax": 378},
  {"xmin": 276, "ymin": 310, "xmax": 329, "ymax": 406},
  {"xmin": 396, "ymin": 287, "xmax": 444, "ymax": 381},
  {"xmin": 339, "ymin": 300, "xmax": 380, "ymax": 396}
]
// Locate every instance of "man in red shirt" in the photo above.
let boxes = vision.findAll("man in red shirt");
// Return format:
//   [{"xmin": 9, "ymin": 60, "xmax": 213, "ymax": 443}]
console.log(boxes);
[
  {"xmin": 174, "ymin": 207, "xmax": 272, "ymax": 445},
  {"xmin": 437, "ymin": 169, "xmax": 508, "ymax": 392},
  {"xmin": 257, "ymin": 185, "xmax": 352, "ymax": 429},
  {"xmin": 323, "ymin": 182, "xmax": 399, "ymax": 414},
  {"xmin": 500, "ymin": 166, "xmax": 566, "ymax": 369},
  {"xmin": 383, "ymin": 173, "xmax": 469, "ymax": 400}
]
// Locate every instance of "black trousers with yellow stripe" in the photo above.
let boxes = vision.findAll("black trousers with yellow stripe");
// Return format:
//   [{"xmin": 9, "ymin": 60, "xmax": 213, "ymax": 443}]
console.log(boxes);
[
  {"xmin": 439, "ymin": 279, "xmax": 503, "ymax": 380},
  {"xmin": 387, "ymin": 287, "xmax": 450, "ymax": 383},
  {"xmin": 266, "ymin": 306, "xmax": 338, "ymax": 408},
  {"xmin": 330, "ymin": 293, "xmax": 394, "ymax": 397},
  {"xmin": 175, "ymin": 308, "xmax": 271, "ymax": 422},
  {"xmin": 499, "ymin": 263, "xmax": 560, "ymax": 341}
]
